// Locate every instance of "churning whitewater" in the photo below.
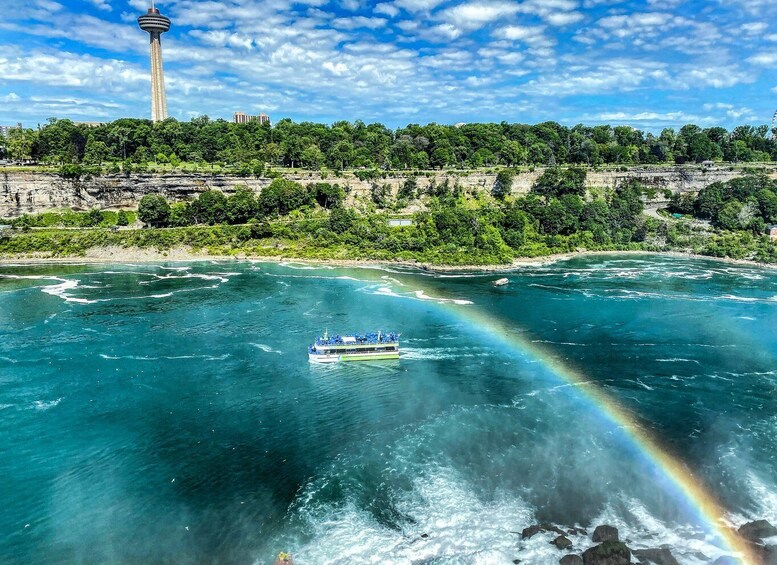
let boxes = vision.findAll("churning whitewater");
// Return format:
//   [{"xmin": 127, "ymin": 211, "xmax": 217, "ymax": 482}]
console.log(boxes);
[{"xmin": 1, "ymin": 256, "xmax": 775, "ymax": 564}]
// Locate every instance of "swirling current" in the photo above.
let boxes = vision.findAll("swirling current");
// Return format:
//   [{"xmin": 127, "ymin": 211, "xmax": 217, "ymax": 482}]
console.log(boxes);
[{"xmin": 1, "ymin": 255, "xmax": 775, "ymax": 564}]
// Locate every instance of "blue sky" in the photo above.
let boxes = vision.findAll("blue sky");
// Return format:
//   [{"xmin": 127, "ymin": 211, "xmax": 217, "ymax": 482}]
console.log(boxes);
[{"xmin": 0, "ymin": 0, "xmax": 775, "ymax": 129}]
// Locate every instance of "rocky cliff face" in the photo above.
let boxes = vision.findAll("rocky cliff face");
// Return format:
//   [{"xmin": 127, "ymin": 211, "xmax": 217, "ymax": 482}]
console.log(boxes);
[{"xmin": 2, "ymin": 166, "xmax": 775, "ymax": 218}]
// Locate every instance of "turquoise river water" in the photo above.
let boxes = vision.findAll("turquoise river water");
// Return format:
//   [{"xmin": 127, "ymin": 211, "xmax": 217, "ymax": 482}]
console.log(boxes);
[{"xmin": 0, "ymin": 256, "xmax": 775, "ymax": 564}]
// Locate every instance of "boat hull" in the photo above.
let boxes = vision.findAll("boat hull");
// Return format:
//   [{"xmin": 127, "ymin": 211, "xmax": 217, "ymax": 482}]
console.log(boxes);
[{"xmin": 309, "ymin": 351, "xmax": 400, "ymax": 363}]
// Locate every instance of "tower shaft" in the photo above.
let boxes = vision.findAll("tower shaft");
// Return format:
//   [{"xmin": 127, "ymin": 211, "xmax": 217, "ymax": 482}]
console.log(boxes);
[
  {"xmin": 149, "ymin": 32, "xmax": 167, "ymax": 122},
  {"xmin": 138, "ymin": 7, "xmax": 171, "ymax": 123}
]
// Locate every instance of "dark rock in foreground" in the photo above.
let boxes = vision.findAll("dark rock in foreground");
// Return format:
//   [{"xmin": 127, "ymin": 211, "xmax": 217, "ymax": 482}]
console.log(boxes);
[
  {"xmin": 739, "ymin": 520, "xmax": 777, "ymax": 542},
  {"xmin": 582, "ymin": 541, "xmax": 631, "ymax": 565},
  {"xmin": 551, "ymin": 535, "xmax": 573, "ymax": 550},
  {"xmin": 560, "ymin": 555, "xmax": 584, "ymax": 565},
  {"xmin": 521, "ymin": 523, "xmax": 567, "ymax": 539},
  {"xmin": 633, "ymin": 547, "xmax": 680, "ymax": 565},
  {"xmin": 592, "ymin": 525, "xmax": 619, "ymax": 543}
]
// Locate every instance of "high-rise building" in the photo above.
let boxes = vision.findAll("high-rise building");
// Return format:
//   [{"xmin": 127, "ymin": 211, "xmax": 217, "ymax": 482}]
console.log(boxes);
[
  {"xmin": 233, "ymin": 112, "xmax": 270, "ymax": 125},
  {"xmin": 0, "ymin": 123, "xmax": 22, "ymax": 137},
  {"xmin": 138, "ymin": 5, "xmax": 171, "ymax": 122}
]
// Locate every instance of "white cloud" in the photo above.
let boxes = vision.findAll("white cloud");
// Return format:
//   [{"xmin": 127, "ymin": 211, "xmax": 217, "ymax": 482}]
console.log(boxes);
[
  {"xmin": 88, "ymin": 0, "xmax": 111, "ymax": 11},
  {"xmin": 393, "ymin": 0, "xmax": 446, "ymax": 13},
  {"xmin": 323, "ymin": 61, "xmax": 349, "ymax": 75},
  {"xmin": 545, "ymin": 11, "xmax": 583, "ymax": 26},
  {"xmin": 747, "ymin": 52, "xmax": 777, "ymax": 67},
  {"xmin": 439, "ymin": 1, "xmax": 521, "ymax": 32},
  {"xmin": 374, "ymin": 2, "xmax": 400, "ymax": 17},
  {"xmin": 332, "ymin": 16, "xmax": 388, "ymax": 29}
]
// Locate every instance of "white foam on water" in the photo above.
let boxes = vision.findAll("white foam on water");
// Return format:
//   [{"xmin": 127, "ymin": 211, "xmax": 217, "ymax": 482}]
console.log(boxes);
[
  {"xmin": 413, "ymin": 290, "xmax": 474, "ymax": 305},
  {"xmin": 41, "ymin": 279, "xmax": 102, "ymax": 304},
  {"xmin": 34, "ymin": 398, "xmax": 63, "ymax": 411},
  {"xmin": 381, "ymin": 275, "xmax": 405, "ymax": 286},
  {"xmin": 289, "ymin": 463, "xmax": 734, "ymax": 565},
  {"xmin": 159, "ymin": 266, "xmax": 191, "ymax": 271},
  {"xmin": 251, "ymin": 343, "xmax": 283, "ymax": 355},
  {"xmin": 656, "ymin": 358, "xmax": 701, "ymax": 364},
  {"xmin": 719, "ymin": 294, "xmax": 761, "ymax": 303},
  {"xmin": 365, "ymin": 285, "xmax": 473, "ymax": 305},
  {"xmin": 401, "ymin": 347, "xmax": 490, "ymax": 361},
  {"xmin": 293, "ymin": 467, "xmax": 536, "ymax": 565},
  {"xmin": 742, "ymin": 472, "xmax": 777, "ymax": 524},
  {"xmin": 634, "ymin": 378, "xmax": 654, "ymax": 391},
  {"xmin": 140, "ymin": 272, "xmax": 232, "ymax": 285},
  {"xmin": 592, "ymin": 500, "xmax": 728, "ymax": 564},
  {"xmin": 0, "ymin": 356, "xmax": 18, "ymax": 363},
  {"xmin": 0, "ymin": 404, "xmax": 13, "ymax": 410},
  {"xmin": 279, "ymin": 262, "xmax": 335, "ymax": 270},
  {"xmin": 99, "ymin": 353, "xmax": 230, "ymax": 361}
]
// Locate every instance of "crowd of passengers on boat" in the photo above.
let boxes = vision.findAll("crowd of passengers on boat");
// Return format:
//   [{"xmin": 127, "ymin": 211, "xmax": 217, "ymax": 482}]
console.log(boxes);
[{"xmin": 314, "ymin": 332, "xmax": 399, "ymax": 347}]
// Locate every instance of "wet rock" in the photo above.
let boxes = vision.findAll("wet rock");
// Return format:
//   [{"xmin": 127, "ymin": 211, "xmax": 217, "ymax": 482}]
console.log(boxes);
[
  {"xmin": 633, "ymin": 547, "xmax": 680, "ymax": 565},
  {"xmin": 560, "ymin": 556, "xmax": 584, "ymax": 565},
  {"xmin": 752, "ymin": 544, "xmax": 777, "ymax": 565},
  {"xmin": 522, "ymin": 525, "xmax": 543, "ymax": 539},
  {"xmin": 568, "ymin": 527, "xmax": 588, "ymax": 536},
  {"xmin": 512, "ymin": 560, "xmax": 521, "ymax": 564},
  {"xmin": 552, "ymin": 535, "xmax": 573, "ymax": 550},
  {"xmin": 582, "ymin": 541, "xmax": 631, "ymax": 565},
  {"xmin": 592, "ymin": 525, "xmax": 619, "ymax": 543},
  {"xmin": 739, "ymin": 520, "xmax": 777, "ymax": 542},
  {"xmin": 420, "ymin": 533, "xmax": 429, "ymax": 539},
  {"xmin": 521, "ymin": 523, "xmax": 566, "ymax": 539}
]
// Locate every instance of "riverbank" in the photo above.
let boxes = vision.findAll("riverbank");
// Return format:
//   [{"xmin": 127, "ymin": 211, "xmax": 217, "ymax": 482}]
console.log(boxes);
[{"xmin": 2, "ymin": 245, "xmax": 776, "ymax": 272}]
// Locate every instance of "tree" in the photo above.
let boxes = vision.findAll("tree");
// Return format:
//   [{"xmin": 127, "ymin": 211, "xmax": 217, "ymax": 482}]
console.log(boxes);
[
  {"xmin": 716, "ymin": 200, "xmax": 744, "ymax": 230},
  {"xmin": 312, "ymin": 183, "xmax": 345, "ymax": 209},
  {"xmin": 169, "ymin": 202, "xmax": 194, "ymax": 227},
  {"xmin": 83, "ymin": 138, "xmax": 109, "ymax": 165},
  {"xmin": 492, "ymin": 169, "xmax": 515, "ymax": 199},
  {"xmin": 86, "ymin": 208, "xmax": 104, "ymax": 227},
  {"xmin": 258, "ymin": 178, "xmax": 312, "ymax": 216},
  {"xmin": 138, "ymin": 194, "xmax": 171, "ymax": 227},
  {"xmin": 226, "ymin": 186, "xmax": 259, "ymax": 224},
  {"xmin": 398, "ymin": 176, "xmax": 418, "ymax": 200},
  {"xmin": 301, "ymin": 145, "xmax": 324, "ymax": 170},
  {"xmin": 670, "ymin": 192, "xmax": 695, "ymax": 215},
  {"xmin": 192, "ymin": 190, "xmax": 228, "ymax": 224},
  {"xmin": 532, "ymin": 167, "xmax": 586, "ymax": 198},
  {"xmin": 370, "ymin": 182, "xmax": 392, "ymax": 208},
  {"xmin": 757, "ymin": 189, "xmax": 777, "ymax": 223},
  {"xmin": 329, "ymin": 206, "xmax": 356, "ymax": 233},
  {"xmin": 7, "ymin": 128, "xmax": 34, "ymax": 162},
  {"xmin": 116, "ymin": 210, "xmax": 130, "ymax": 226}
]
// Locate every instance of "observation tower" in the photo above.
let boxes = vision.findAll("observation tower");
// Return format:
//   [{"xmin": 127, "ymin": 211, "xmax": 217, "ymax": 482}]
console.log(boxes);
[{"xmin": 138, "ymin": 3, "xmax": 171, "ymax": 122}]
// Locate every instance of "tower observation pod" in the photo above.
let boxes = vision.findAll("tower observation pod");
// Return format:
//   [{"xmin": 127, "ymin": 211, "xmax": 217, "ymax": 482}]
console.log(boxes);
[{"xmin": 138, "ymin": 5, "xmax": 171, "ymax": 122}]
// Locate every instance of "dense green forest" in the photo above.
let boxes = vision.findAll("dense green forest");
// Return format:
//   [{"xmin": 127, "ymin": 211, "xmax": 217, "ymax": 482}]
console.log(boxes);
[
  {"xmin": 4, "ymin": 172, "xmax": 776, "ymax": 265},
  {"xmin": 2, "ymin": 117, "xmax": 775, "ymax": 170}
]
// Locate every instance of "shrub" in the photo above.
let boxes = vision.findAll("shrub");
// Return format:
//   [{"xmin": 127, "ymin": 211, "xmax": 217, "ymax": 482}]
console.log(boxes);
[{"xmin": 138, "ymin": 194, "xmax": 171, "ymax": 227}]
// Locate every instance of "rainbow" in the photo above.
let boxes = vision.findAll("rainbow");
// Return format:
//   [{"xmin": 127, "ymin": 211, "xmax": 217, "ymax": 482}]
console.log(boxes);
[{"xmin": 432, "ymin": 299, "xmax": 757, "ymax": 564}]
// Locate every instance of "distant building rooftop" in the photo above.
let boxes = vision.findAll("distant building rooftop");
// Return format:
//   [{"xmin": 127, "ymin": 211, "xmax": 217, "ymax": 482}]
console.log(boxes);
[{"xmin": 233, "ymin": 112, "xmax": 270, "ymax": 125}]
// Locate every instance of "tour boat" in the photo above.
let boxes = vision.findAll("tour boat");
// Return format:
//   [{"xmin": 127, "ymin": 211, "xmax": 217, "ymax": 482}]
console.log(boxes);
[{"xmin": 308, "ymin": 330, "xmax": 400, "ymax": 363}]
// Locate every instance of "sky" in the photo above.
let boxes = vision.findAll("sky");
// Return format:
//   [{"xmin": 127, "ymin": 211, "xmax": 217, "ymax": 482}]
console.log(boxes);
[{"xmin": 0, "ymin": 0, "xmax": 775, "ymax": 130}]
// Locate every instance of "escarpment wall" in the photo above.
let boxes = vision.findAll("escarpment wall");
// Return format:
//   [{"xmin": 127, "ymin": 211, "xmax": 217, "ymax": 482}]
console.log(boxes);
[{"xmin": 2, "ymin": 166, "xmax": 776, "ymax": 218}]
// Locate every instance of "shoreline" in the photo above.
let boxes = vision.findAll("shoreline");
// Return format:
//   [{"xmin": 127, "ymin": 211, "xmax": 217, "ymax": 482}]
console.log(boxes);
[{"xmin": 1, "ymin": 246, "xmax": 776, "ymax": 272}]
